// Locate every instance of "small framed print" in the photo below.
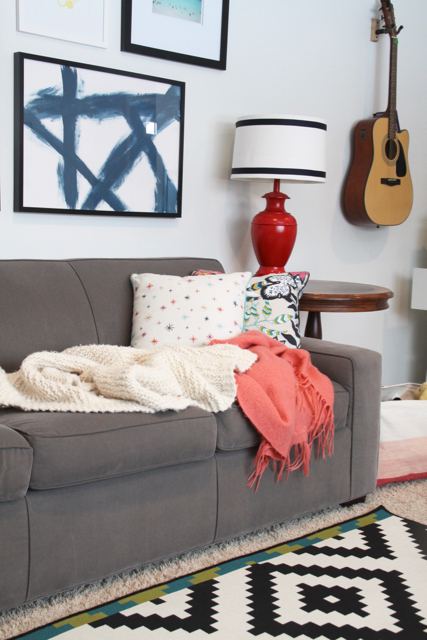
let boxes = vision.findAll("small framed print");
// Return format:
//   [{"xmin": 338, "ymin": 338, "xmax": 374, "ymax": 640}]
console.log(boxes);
[
  {"xmin": 17, "ymin": 0, "xmax": 107, "ymax": 48},
  {"xmin": 14, "ymin": 53, "xmax": 185, "ymax": 218},
  {"xmin": 121, "ymin": 0, "xmax": 230, "ymax": 70}
]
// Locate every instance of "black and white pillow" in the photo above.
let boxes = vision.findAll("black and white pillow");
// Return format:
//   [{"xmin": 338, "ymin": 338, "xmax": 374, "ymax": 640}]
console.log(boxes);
[{"xmin": 243, "ymin": 272, "xmax": 309, "ymax": 348}]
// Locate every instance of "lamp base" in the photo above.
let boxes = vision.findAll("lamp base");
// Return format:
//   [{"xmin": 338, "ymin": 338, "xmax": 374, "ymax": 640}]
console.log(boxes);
[
  {"xmin": 253, "ymin": 265, "xmax": 291, "ymax": 277},
  {"xmin": 251, "ymin": 179, "xmax": 297, "ymax": 277}
]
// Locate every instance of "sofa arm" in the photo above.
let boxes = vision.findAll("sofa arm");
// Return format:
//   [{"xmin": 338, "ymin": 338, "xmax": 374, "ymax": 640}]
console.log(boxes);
[
  {"xmin": 0, "ymin": 423, "xmax": 33, "ymax": 501},
  {"xmin": 301, "ymin": 336, "xmax": 382, "ymax": 500}
]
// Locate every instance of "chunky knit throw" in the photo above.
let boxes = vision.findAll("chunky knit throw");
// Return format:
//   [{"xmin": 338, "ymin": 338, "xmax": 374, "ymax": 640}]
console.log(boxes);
[
  {"xmin": 0, "ymin": 343, "xmax": 257, "ymax": 414},
  {"xmin": 211, "ymin": 331, "xmax": 335, "ymax": 488}
]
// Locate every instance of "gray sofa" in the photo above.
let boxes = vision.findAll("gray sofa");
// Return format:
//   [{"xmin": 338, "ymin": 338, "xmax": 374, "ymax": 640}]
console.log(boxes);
[{"xmin": 0, "ymin": 257, "xmax": 381, "ymax": 613}]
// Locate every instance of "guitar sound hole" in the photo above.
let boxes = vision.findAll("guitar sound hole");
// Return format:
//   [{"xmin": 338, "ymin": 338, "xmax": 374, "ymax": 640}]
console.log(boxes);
[{"xmin": 385, "ymin": 138, "xmax": 398, "ymax": 160}]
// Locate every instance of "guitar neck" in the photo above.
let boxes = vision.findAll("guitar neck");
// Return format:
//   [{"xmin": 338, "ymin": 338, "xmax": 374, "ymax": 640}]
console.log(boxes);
[{"xmin": 387, "ymin": 37, "xmax": 398, "ymax": 139}]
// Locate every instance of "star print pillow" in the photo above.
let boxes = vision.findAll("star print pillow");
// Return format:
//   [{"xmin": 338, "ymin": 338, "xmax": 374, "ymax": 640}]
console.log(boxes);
[
  {"xmin": 243, "ymin": 272, "xmax": 309, "ymax": 348},
  {"xmin": 130, "ymin": 272, "xmax": 252, "ymax": 349}
]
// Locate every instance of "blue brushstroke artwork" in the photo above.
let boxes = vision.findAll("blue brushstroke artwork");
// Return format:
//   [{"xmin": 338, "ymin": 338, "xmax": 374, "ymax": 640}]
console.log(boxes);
[{"xmin": 20, "ymin": 56, "xmax": 183, "ymax": 215}]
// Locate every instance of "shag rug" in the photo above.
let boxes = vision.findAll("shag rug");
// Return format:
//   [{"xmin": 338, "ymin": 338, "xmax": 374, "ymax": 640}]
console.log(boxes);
[{"xmin": 1, "ymin": 479, "xmax": 427, "ymax": 639}]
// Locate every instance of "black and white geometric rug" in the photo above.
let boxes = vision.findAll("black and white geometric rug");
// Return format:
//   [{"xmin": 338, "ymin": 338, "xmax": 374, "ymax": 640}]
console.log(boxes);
[{"xmin": 18, "ymin": 508, "xmax": 427, "ymax": 639}]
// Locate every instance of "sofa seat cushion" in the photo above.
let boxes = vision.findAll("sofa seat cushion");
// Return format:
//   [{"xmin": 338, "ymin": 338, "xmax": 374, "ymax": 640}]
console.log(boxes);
[
  {"xmin": 0, "ymin": 424, "xmax": 33, "ymax": 501},
  {"xmin": 215, "ymin": 380, "xmax": 349, "ymax": 452},
  {"xmin": 0, "ymin": 408, "xmax": 217, "ymax": 491}
]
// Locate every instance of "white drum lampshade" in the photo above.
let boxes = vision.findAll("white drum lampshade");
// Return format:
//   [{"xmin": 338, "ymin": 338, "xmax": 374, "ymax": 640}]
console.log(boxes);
[
  {"xmin": 230, "ymin": 115, "xmax": 327, "ymax": 276},
  {"xmin": 231, "ymin": 115, "xmax": 327, "ymax": 183}
]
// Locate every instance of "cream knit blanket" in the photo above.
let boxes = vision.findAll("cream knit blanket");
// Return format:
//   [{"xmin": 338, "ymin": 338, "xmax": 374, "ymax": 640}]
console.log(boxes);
[{"xmin": 0, "ymin": 343, "xmax": 257, "ymax": 413}]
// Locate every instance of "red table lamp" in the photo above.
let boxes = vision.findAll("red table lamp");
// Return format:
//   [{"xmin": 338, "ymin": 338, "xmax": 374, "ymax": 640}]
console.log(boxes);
[{"xmin": 231, "ymin": 115, "xmax": 327, "ymax": 276}]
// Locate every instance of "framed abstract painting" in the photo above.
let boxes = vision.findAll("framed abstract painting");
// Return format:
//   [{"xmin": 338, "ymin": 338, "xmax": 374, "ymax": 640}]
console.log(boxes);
[
  {"xmin": 121, "ymin": 0, "xmax": 229, "ymax": 70},
  {"xmin": 17, "ymin": 0, "xmax": 107, "ymax": 48},
  {"xmin": 14, "ymin": 52, "xmax": 185, "ymax": 218}
]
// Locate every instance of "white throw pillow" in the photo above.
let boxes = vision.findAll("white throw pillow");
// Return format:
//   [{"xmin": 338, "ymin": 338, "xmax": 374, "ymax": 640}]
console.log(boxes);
[
  {"xmin": 130, "ymin": 272, "xmax": 252, "ymax": 349},
  {"xmin": 243, "ymin": 272, "xmax": 309, "ymax": 348}
]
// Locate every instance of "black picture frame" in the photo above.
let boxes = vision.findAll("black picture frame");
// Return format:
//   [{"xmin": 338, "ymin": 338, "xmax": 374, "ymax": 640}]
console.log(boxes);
[
  {"xmin": 14, "ymin": 52, "xmax": 185, "ymax": 218},
  {"xmin": 121, "ymin": 0, "xmax": 230, "ymax": 70}
]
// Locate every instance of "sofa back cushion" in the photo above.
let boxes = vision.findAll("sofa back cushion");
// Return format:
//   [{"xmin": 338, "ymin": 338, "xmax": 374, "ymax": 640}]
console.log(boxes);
[
  {"xmin": 0, "ymin": 258, "xmax": 223, "ymax": 373},
  {"xmin": 70, "ymin": 258, "xmax": 224, "ymax": 348},
  {"xmin": 0, "ymin": 261, "xmax": 98, "ymax": 373}
]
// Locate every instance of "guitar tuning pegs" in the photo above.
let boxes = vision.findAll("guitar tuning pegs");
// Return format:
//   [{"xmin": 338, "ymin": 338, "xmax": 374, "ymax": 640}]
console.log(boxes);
[{"xmin": 396, "ymin": 25, "xmax": 403, "ymax": 34}]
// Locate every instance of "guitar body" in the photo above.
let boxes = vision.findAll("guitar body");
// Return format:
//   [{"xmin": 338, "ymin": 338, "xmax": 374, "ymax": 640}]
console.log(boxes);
[
  {"xmin": 344, "ymin": 117, "xmax": 413, "ymax": 226},
  {"xmin": 345, "ymin": 0, "xmax": 413, "ymax": 227}
]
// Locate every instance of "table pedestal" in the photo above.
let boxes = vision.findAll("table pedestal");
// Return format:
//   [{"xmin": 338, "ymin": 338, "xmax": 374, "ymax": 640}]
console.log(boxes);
[{"xmin": 304, "ymin": 311, "xmax": 323, "ymax": 340}]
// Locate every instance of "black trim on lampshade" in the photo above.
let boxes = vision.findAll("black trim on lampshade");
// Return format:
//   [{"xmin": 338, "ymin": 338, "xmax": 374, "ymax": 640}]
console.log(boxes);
[
  {"xmin": 231, "ymin": 167, "xmax": 326, "ymax": 178},
  {"xmin": 236, "ymin": 118, "xmax": 327, "ymax": 131}
]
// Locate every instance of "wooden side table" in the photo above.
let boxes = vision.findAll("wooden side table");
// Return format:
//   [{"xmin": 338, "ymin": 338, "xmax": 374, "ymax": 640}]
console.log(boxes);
[{"xmin": 300, "ymin": 280, "xmax": 394, "ymax": 339}]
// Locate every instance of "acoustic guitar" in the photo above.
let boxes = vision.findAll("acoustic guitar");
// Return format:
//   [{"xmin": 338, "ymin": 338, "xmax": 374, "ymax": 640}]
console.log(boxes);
[{"xmin": 344, "ymin": 0, "xmax": 413, "ymax": 227}]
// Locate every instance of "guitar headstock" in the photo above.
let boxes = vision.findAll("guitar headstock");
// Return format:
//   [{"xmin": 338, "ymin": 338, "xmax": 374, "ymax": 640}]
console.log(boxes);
[{"xmin": 380, "ymin": 0, "xmax": 398, "ymax": 38}]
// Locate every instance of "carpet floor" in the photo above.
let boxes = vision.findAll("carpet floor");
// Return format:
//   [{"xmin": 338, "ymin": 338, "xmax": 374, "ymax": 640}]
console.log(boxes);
[{"xmin": 1, "ymin": 478, "xmax": 426, "ymax": 639}]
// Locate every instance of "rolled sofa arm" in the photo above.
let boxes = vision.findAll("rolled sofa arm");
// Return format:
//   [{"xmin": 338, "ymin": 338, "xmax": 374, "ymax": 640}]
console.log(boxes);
[
  {"xmin": 0, "ymin": 423, "xmax": 33, "ymax": 502},
  {"xmin": 301, "ymin": 336, "xmax": 382, "ymax": 500}
]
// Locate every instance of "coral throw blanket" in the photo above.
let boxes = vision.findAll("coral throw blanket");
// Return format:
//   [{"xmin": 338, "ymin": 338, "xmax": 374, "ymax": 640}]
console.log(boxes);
[{"xmin": 212, "ymin": 331, "xmax": 335, "ymax": 489}]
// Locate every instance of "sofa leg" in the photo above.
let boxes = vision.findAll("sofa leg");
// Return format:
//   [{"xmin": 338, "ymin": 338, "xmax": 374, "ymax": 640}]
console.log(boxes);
[{"xmin": 340, "ymin": 495, "xmax": 367, "ymax": 508}]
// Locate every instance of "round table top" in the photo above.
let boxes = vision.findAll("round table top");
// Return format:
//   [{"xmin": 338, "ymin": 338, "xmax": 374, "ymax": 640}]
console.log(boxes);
[{"xmin": 300, "ymin": 280, "xmax": 394, "ymax": 313}]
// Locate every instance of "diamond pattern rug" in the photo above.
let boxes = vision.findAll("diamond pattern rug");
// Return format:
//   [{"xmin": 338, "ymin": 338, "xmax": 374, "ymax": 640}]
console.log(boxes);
[{"xmin": 17, "ymin": 508, "xmax": 427, "ymax": 639}]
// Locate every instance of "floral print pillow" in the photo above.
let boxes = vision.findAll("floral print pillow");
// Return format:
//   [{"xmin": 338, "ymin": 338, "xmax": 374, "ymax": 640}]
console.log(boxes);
[
  {"xmin": 243, "ymin": 272, "xmax": 310, "ymax": 348},
  {"xmin": 131, "ymin": 272, "xmax": 252, "ymax": 349}
]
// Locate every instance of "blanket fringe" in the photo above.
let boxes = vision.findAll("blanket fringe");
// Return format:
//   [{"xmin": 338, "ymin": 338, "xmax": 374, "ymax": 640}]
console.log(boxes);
[
  {"xmin": 247, "ymin": 439, "xmax": 282, "ymax": 491},
  {"xmin": 247, "ymin": 370, "xmax": 334, "ymax": 491}
]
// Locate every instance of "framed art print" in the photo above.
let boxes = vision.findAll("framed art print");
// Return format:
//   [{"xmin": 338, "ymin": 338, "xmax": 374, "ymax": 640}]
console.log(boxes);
[
  {"xmin": 17, "ymin": 0, "xmax": 107, "ymax": 48},
  {"xmin": 121, "ymin": 0, "xmax": 230, "ymax": 70},
  {"xmin": 14, "ymin": 53, "xmax": 185, "ymax": 218}
]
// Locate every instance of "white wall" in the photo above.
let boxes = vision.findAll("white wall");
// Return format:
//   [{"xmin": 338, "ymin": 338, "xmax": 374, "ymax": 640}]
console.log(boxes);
[{"xmin": 1, "ymin": 0, "xmax": 426, "ymax": 384}]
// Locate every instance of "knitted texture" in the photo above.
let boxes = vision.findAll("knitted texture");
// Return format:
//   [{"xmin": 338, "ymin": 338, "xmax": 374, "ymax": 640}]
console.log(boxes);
[
  {"xmin": 0, "ymin": 343, "xmax": 257, "ymax": 414},
  {"xmin": 211, "ymin": 330, "xmax": 335, "ymax": 488}
]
